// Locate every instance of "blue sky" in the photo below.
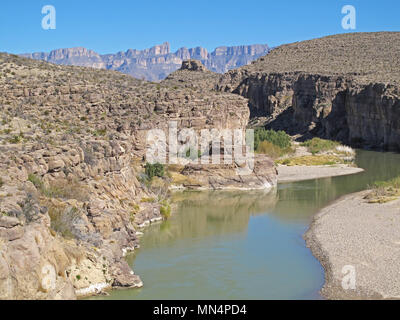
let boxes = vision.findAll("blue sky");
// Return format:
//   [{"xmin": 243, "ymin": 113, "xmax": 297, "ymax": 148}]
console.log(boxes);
[{"xmin": 0, "ymin": 0, "xmax": 399, "ymax": 54}]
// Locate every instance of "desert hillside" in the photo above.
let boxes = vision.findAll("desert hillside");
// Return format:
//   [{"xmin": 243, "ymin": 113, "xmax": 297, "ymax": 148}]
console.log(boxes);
[{"xmin": 238, "ymin": 32, "xmax": 400, "ymax": 84}]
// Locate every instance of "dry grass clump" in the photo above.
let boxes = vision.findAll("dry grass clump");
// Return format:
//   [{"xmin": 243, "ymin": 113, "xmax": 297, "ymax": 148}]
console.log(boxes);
[
  {"xmin": 169, "ymin": 171, "xmax": 202, "ymax": 187},
  {"xmin": 301, "ymin": 138, "xmax": 340, "ymax": 155},
  {"xmin": 256, "ymin": 141, "xmax": 287, "ymax": 159},
  {"xmin": 365, "ymin": 177, "xmax": 400, "ymax": 203},
  {"xmin": 276, "ymin": 155, "xmax": 345, "ymax": 166},
  {"xmin": 28, "ymin": 173, "xmax": 89, "ymax": 202},
  {"xmin": 48, "ymin": 204, "xmax": 81, "ymax": 239}
]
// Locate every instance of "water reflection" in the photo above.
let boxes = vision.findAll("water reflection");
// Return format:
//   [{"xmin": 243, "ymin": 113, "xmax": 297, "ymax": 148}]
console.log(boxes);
[
  {"xmin": 141, "ymin": 190, "xmax": 278, "ymax": 248},
  {"xmin": 92, "ymin": 149, "xmax": 400, "ymax": 300}
]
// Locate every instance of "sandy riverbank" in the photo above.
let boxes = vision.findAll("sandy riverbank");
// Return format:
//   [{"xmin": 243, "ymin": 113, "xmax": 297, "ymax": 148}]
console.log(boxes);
[
  {"xmin": 305, "ymin": 191, "xmax": 400, "ymax": 299},
  {"xmin": 277, "ymin": 165, "xmax": 364, "ymax": 183}
]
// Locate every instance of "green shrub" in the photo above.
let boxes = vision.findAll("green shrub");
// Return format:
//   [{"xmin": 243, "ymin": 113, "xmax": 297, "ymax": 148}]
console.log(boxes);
[
  {"xmin": 8, "ymin": 134, "xmax": 23, "ymax": 144},
  {"xmin": 0, "ymin": 177, "xmax": 3, "ymax": 188},
  {"xmin": 160, "ymin": 203, "xmax": 171, "ymax": 219},
  {"xmin": 254, "ymin": 129, "xmax": 291, "ymax": 150},
  {"xmin": 301, "ymin": 138, "xmax": 339, "ymax": 155},
  {"xmin": 93, "ymin": 128, "xmax": 107, "ymax": 136},
  {"xmin": 145, "ymin": 163, "xmax": 165, "ymax": 179},
  {"xmin": 256, "ymin": 141, "xmax": 284, "ymax": 159},
  {"xmin": 28, "ymin": 173, "xmax": 44, "ymax": 189}
]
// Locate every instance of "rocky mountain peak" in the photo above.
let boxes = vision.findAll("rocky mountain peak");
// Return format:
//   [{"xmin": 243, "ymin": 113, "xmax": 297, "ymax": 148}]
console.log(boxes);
[
  {"xmin": 180, "ymin": 60, "xmax": 207, "ymax": 72},
  {"xmin": 21, "ymin": 43, "xmax": 270, "ymax": 81}
]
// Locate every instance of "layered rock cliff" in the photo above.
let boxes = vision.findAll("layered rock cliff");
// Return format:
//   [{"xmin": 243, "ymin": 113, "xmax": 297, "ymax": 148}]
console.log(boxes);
[
  {"xmin": 21, "ymin": 42, "xmax": 270, "ymax": 81},
  {"xmin": 218, "ymin": 32, "xmax": 400, "ymax": 150},
  {"xmin": 0, "ymin": 54, "xmax": 275, "ymax": 299}
]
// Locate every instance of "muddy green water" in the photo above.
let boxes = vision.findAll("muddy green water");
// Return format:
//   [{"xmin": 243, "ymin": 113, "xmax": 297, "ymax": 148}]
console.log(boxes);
[{"xmin": 93, "ymin": 150, "xmax": 400, "ymax": 300}]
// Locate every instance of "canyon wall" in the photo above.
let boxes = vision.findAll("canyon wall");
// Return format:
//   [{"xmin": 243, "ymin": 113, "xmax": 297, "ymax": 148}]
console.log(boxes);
[
  {"xmin": 218, "ymin": 32, "xmax": 400, "ymax": 150},
  {"xmin": 0, "ymin": 55, "xmax": 275, "ymax": 299}
]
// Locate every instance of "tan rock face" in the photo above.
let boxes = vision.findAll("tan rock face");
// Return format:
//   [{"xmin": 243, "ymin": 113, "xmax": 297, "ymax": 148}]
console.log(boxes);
[
  {"xmin": 174, "ymin": 155, "xmax": 277, "ymax": 190},
  {"xmin": 218, "ymin": 32, "xmax": 400, "ymax": 150},
  {"xmin": 0, "ymin": 215, "xmax": 76, "ymax": 300},
  {"xmin": 0, "ymin": 52, "xmax": 277, "ymax": 299}
]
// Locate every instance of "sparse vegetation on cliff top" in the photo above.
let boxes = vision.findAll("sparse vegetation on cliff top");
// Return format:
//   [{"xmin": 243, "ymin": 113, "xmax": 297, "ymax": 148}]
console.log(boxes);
[{"xmin": 235, "ymin": 32, "xmax": 400, "ymax": 85}]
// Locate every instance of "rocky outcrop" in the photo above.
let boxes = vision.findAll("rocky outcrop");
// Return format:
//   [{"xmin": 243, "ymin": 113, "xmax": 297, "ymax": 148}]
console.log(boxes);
[
  {"xmin": 21, "ymin": 43, "xmax": 270, "ymax": 81},
  {"xmin": 171, "ymin": 155, "xmax": 277, "ymax": 190},
  {"xmin": 0, "ymin": 53, "xmax": 276, "ymax": 299},
  {"xmin": 180, "ymin": 60, "xmax": 207, "ymax": 72},
  {"xmin": 218, "ymin": 32, "xmax": 400, "ymax": 150}
]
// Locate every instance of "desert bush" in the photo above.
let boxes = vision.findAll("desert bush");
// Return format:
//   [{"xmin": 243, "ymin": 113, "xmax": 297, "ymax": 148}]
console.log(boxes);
[
  {"xmin": 49, "ymin": 205, "xmax": 81, "ymax": 239},
  {"xmin": 254, "ymin": 128, "xmax": 291, "ymax": 150},
  {"xmin": 28, "ymin": 173, "xmax": 44, "ymax": 189},
  {"xmin": 28, "ymin": 174, "xmax": 89, "ymax": 202},
  {"xmin": 160, "ymin": 200, "xmax": 171, "ymax": 219},
  {"xmin": 8, "ymin": 134, "xmax": 23, "ymax": 144},
  {"xmin": 372, "ymin": 176, "xmax": 400, "ymax": 189},
  {"xmin": 148, "ymin": 176, "xmax": 169, "ymax": 200},
  {"xmin": 365, "ymin": 176, "xmax": 400, "ymax": 203},
  {"xmin": 301, "ymin": 138, "xmax": 339, "ymax": 155},
  {"xmin": 43, "ymin": 179, "xmax": 89, "ymax": 202},
  {"xmin": 145, "ymin": 162, "xmax": 165, "ymax": 179},
  {"xmin": 256, "ymin": 141, "xmax": 284, "ymax": 159}
]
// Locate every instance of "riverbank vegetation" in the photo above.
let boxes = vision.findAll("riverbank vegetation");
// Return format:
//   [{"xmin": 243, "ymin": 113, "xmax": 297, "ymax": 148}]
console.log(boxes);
[
  {"xmin": 365, "ymin": 176, "xmax": 400, "ymax": 203},
  {"xmin": 277, "ymin": 137, "xmax": 356, "ymax": 166},
  {"xmin": 254, "ymin": 129, "xmax": 294, "ymax": 159},
  {"xmin": 276, "ymin": 154, "xmax": 346, "ymax": 166},
  {"xmin": 254, "ymin": 131, "xmax": 356, "ymax": 166},
  {"xmin": 301, "ymin": 138, "xmax": 340, "ymax": 155}
]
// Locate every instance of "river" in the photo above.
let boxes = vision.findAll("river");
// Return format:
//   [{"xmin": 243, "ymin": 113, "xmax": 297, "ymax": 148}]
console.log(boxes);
[{"xmin": 92, "ymin": 150, "xmax": 400, "ymax": 300}]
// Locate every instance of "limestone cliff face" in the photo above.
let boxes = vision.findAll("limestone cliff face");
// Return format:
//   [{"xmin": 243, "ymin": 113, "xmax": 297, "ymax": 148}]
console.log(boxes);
[
  {"xmin": 0, "ymin": 55, "xmax": 276, "ymax": 299},
  {"xmin": 218, "ymin": 32, "xmax": 400, "ymax": 150},
  {"xmin": 220, "ymin": 71, "xmax": 400, "ymax": 149},
  {"xmin": 345, "ymin": 84, "xmax": 400, "ymax": 149}
]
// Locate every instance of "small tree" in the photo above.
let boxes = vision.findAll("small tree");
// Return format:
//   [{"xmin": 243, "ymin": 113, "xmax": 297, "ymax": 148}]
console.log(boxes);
[{"xmin": 145, "ymin": 163, "xmax": 165, "ymax": 179}]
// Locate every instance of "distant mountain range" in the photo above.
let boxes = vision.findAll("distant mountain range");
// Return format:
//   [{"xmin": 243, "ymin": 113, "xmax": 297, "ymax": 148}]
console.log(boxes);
[{"xmin": 21, "ymin": 42, "xmax": 270, "ymax": 81}]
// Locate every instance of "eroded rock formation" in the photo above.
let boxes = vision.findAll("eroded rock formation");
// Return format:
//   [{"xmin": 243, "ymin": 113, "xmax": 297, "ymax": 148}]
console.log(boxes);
[
  {"xmin": 218, "ymin": 32, "xmax": 400, "ymax": 150},
  {"xmin": 0, "ymin": 54, "xmax": 275, "ymax": 299}
]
